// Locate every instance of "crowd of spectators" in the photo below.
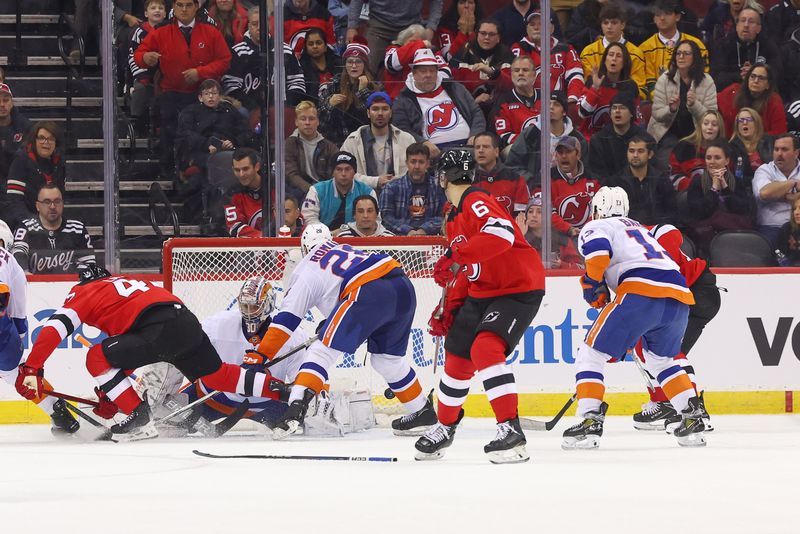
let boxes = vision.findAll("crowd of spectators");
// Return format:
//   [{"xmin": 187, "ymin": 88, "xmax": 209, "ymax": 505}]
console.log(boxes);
[{"xmin": 5, "ymin": 0, "xmax": 800, "ymax": 268}]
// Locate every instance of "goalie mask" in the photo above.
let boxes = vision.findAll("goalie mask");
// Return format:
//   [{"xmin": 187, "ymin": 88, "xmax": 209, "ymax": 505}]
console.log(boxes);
[
  {"xmin": 0, "ymin": 220, "xmax": 12, "ymax": 250},
  {"xmin": 591, "ymin": 186, "xmax": 629, "ymax": 219},
  {"xmin": 301, "ymin": 223, "xmax": 332, "ymax": 256},
  {"xmin": 437, "ymin": 148, "xmax": 476, "ymax": 187},
  {"xmin": 238, "ymin": 276, "xmax": 276, "ymax": 338}
]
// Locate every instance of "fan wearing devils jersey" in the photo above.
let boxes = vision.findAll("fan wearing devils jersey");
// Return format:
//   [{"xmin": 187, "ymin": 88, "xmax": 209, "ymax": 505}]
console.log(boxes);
[
  {"xmin": 225, "ymin": 148, "xmax": 268, "ymax": 237},
  {"xmin": 15, "ymin": 265, "xmax": 286, "ymax": 440},
  {"xmin": 415, "ymin": 148, "xmax": 545, "ymax": 464},
  {"xmin": 472, "ymin": 132, "xmax": 529, "ymax": 215},
  {"xmin": 491, "ymin": 55, "xmax": 539, "ymax": 148},
  {"xmin": 277, "ymin": 0, "xmax": 336, "ymax": 56}
]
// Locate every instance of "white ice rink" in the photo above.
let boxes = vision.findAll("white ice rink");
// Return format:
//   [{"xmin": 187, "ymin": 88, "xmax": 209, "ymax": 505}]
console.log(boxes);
[{"xmin": 1, "ymin": 415, "xmax": 797, "ymax": 534}]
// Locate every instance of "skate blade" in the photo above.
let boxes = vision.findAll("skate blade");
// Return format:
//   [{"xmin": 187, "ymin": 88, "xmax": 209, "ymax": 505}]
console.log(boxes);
[
  {"xmin": 414, "ymin": 449, "xmax": 446, "ymax": 461},
  {"xmin": 633, "ymin": 421, "xmax": 667, "ymax": 431},
  {"xmin": 677, "ymin": 432, "xmax": 707, "ymax": 447},
  {"xmin": 393, "ymin": 425, "xmax": 433, "ymax": 437},
  {"xmin": 271, "ymin": 420, "xmax": 301, "ymax": 440},
  {"xmin": 561, "ymin": 435, "xmax": 600, "ymax": 450},
  {"xmin": 113, "ymin": 425, "xmax": 159, "ymax": 443},
  {"xmin": 665, "ymin": 421, "xmax": 680, "ymax": 434},
  {"xmin": 487, "ymin": 445, "xmax": 530, "ymax": 464}
]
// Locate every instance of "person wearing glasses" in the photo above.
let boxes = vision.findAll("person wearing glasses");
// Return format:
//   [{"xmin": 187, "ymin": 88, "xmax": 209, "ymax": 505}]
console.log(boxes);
[
  {"xmin": 5, "ymin": 121, "xmax": 65, "ymax": 230},
  {"xmin": 718, "ymin": 62, "xmax": 787, "ymax": 137},
  {"xmin": 11, "ymin": 183, "xmax": 95, "ymax": 275}
]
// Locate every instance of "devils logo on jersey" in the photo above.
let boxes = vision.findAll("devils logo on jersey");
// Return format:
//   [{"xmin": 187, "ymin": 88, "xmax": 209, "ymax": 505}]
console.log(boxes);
[
  {"xmin": 521, "ymin": 116, "xmax": 537, "ymax": 133},
  {"xmin": 559, "ymin": 192, "xmax": 594, "ymax": 227},
  {"xmin": 494, "ymin": 195, "xmax": 513, "ymax": 212},
  {"xmin": 426, "ymin": 101, "xmax": 459, "ymax": 137}
]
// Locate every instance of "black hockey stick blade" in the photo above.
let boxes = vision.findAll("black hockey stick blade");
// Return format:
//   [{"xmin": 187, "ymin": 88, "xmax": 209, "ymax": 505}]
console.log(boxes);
[
  {"xmin": 210, "ymin": 399, "xmax": 250, "ymax": 437},
  {"xmin": 62, "ymin": 402, "xmax": 118, "ymax": 442},
  {"xmin": 192, "ymin": 449, "xmax": 398, "ymax": 462},
  {"xmin": 519, "ymin": 394, "xmax": 577, "ymax": 431}
]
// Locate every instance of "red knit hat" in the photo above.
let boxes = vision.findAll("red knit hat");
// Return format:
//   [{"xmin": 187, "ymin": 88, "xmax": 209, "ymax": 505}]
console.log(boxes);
[{"xmin": 343, "ymin": 43, "xmax": 369, "ymax": 63}]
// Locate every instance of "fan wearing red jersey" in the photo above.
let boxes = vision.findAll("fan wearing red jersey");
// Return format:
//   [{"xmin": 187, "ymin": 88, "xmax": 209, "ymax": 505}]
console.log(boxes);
[
  {"xmin": 15, "ymin": 265, "xmax": 287, "ymax": 440},
  {"xmin": 414, "ymin": 148, "xmax": 546, "ymax": 464}
]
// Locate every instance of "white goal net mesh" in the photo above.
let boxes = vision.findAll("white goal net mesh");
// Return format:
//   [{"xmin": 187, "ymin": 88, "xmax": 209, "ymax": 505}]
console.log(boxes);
[{"xmin": 164, "ymin": 237, "xmax": 447, "ymax": 414}]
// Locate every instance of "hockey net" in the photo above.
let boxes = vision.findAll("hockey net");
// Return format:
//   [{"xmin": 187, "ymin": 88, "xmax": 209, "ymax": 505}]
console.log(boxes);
[{"xmin": 163, "ymin": 236, "xmax": 447, "ymax": 415}]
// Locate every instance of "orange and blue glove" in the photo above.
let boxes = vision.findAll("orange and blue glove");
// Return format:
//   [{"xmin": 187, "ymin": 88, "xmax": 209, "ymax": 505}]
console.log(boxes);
[{"xmin": 580, "ymin": 274, "xmax": 609, "ymax": 309}]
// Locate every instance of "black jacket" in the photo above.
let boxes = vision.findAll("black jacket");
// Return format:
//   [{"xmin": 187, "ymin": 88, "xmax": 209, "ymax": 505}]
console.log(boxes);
[
  {"xmin": 687, "ymin": 170, "xmax": 753, "ymax": 221},
  {"xmin": 0, "ymin": 108, "xmax": 32, "ymax": 186},
  {"xmin": 710, "ymin": 32, "xmax": 782, "ymax": 94},
  {"xmin": 729, "ymin": 135, "xmax": 774, "ymax": 193},
  {"xmin": 587, "ymin": 123, "xmax": 650, "ymax": 183},
  {"xmin": 780, "ymin": 28, "xmax": 800, "ymax": 102},
  {"xmin": 299, "ymin": 49, "xmax": 342, "ymax": 105},
  {"xmin": 610, "ymin": 166, "xmax": 677, "ymax": 226},
  {"xmin": 4, "ymin": 145, "xmax": 66, "ymax": 228},
  {"xmin": 175, "ymin": 100, "xmax": 253, "ymax": 165},
  {"xmin": 766, "ymin": 0, "xmax": 800, "ymax": 43}
]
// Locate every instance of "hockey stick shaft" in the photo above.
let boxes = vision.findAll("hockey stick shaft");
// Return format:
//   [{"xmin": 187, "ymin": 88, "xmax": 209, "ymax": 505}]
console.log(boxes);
[
  {"xmin": 61, "ymin": 400, "xmax": 105, "ymax": 428},
  {"xmin": 192, "ymin": 449, "xmax": 397, "ymax": 462},
  {"xmin": 43, "ymin": 388, "xmax": 100, "ymax": 408},
  {"xmin": 519, "ymin": 393, "xmax": 576, "ymax": 431},
  {"xmin": 432, "ymin": 262, "xmax": 460, "ymax": 373},
  {"xmin": 630, "ymin": 348, "xmax": 656, "ymax": 394}
]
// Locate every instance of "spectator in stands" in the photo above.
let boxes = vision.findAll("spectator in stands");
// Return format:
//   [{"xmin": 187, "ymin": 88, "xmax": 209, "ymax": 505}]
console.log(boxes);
[
  {"xmin": 301, "ymin": 151, "xmax": 377, "ymax": 228},
  {"xmin": 493, "ymin": 0, "xmax": 561, "ymax": 47},
  {"xmin": 222, "ymin": 7, "xmax": 306, "ymax": 116},
  {"xmin": 670, "ymin": 110, "xmax": 727, "ymax": 191},
  {"xmin": 511, "ymin": 10, "xmax": 584, "ymax": 106},
  {"xmin": 393, "ymin": 49, "xmax": 485, "ymax": 157},
  {"xmin": 718, "ymin": 62, "xmax": 787, "ymax": 137},
  {"xmin": 777, "ymin": 195, "xmax": 800, "ymax": 265},
  {"xmin": 448, "ymin": 19, "xmax": 514, "ymax": 115},
  {"xmin": 283, "ymin": 196, "xmax": 304, "ymax": 237},
  {"xmin": 701, "ymin": 0, "xmax": 762, "ymax": 43},
  {"xmin": 472, "ymin": 132, "xmax": 530, "ymax": 215},
  {"xmin": 492, "ymin": 55, "xmax": 538, "ymax": 150},
  {"xmin": 300, "ymin": 28, "xmax": 343, "ymax": 105},
  {"xmin": 515, "ymin": 194, "xmax": 582, "ymax": 269},
  {"xmin": 0, "ymin": 66, "xmax": 4, "ymax": 83},
  {"xmin": 729, "ymin": 107, "xmax": 773, "ymax": 192},
  {"xmin": 577, "ymin": 42, "xmax": 639, "ymax": 140},
  {"xmin": 710, "ymin": 7, "xmax": 781, "ymax": 94},
  {"xmin": 779, "ymin": 27, "xmax": 800, "ymax": 103},
  {"xmin": 282, "ymin": 0, "xmax": 337, "ymax": 56},
  {"xmin": 752, "ymin": 134, "xmax": 800, "ymax": 247},
  {"xmin": 225, "ymin": 148, "xmax": 266, "ymax": 237},
  {"xmin": 341, "ymin": 92, "xmax": 416, "ymax": 190},
  {"xmin": 0, "ymin": 83, "xmax": 31, "ymax": 196},
  {"xmin": 648, "ymin": 39, "xmax": 717, "ymax": 164},
  {"xmin": 345, "ymin": 0, "xmax": 444, "ymax": 76},
  {"xmin": 640, "ymin": 1, "xmax": 709, "ymax": 100},
  {"xmin": 579, "ymin": 3, "xmax": 646, "ymax": 100},
  {"xmin": 208, "ymin": 0, "xmax": 248, "ymax": 47},
  {"xmin": 11, "ymin": 183, "xmax": 95, "ymax": 274},
  {"xmin": 328, "ymin": 0, "xmax": 349, "ymax": 50},
  {"xmin": 383, "ymin": 24, "xmax": 450, "ymax": 99},
  {"xmin": 72, "ymin": 0, "xmax": 143, "ymax": 62},
  {"xmin": 285, "ymin": 100, "xmax": 339, "ymax": 201},
  {"xmin": 127, "ymin": 0, "xmax": 167, "ymax": 136},
  {"xmin": 134, "ymin": 0, "xmax": 231, "ymax": 178},
  {"xmin": 547, "ymin": 135, "xmax": 600, "ymax": 235},
  {"xmin": 610, "ymin": 135, "xmax": 677, "ymax": 225},
  {"xmin": 318, "ymin": 43, "xmax": 383, "ymax": 145},
  {"xmin": 506, "ymin": 91, "xmax": 589, "ymax": 187},
  {"xmin": 588, "ymin": 93, "xmax": 649, "ymax": 181},
  {"xmin": 687, "ymin": 139, "xmax": 754, "ymax": 255},
  {"xmin": 335, "ymin": 195, "xmax": 395, "ymax": 236},
  {"xmin": 5, "ymin": 121, "xmax": 65, "ymax": 229},
  {"xmin": 767, "ymin": 0, "xmax": 800, "ymax": 43},
  {"xmin": 565, "ymin": 0, "xmax": 603, "ymax": 55},
  {"xmin": 435, "ymin": 0, "xmax": 483, "ymax": 61},
  {"xmin": 378, "ymin": 142, "xmax": 446, "ymax": 236}
]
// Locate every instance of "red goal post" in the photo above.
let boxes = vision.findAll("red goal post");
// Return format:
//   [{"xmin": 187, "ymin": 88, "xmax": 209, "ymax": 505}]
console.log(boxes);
[{"xmin": 163, "ymin": 236, "xmax": 448, "ymax": 413}]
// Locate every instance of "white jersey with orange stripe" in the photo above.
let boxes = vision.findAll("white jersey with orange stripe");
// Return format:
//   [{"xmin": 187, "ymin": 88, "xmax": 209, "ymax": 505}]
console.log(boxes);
[
  {"xmin": 578, "ymin": 217, "xmax": 694, "ymax": 304},
  {"xmin": 0, "ymin": 247, "xmax": 28, "ymax": 334}
]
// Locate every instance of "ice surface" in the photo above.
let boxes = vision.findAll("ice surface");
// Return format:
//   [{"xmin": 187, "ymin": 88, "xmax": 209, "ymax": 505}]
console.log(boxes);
[{"xmin": 1, "ymin": 415, "xmax": 797, "ymax": 534}]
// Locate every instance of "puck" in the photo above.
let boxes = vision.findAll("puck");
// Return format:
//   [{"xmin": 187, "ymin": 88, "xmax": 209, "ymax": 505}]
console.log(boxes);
[{"xmin": 384, "ymin": 388, "xmax": 395, "ymax": 399}]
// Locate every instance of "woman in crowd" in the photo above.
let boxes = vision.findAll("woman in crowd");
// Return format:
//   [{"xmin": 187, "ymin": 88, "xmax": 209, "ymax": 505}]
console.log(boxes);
[
  {"xmin": 436, "ymin": 0, "xmax": 482, "ymax": 61},
  {"xmin": 670, "ymin": 110, "xmax": 727, "ymax": 191},
  {"xmin": 515, "ymin": 195, "xmax": 582, "ymax": 269},
  {"xmin": 777, "ymin": 196, "xmax": 800, "ymax": 266},
  {"xmin": 577, "ymin": 42, "xmax": 639, "ymax": 140},
  {"xmin": 318, "ymin": 42, "xmax": 382, "ymax": 145},
  {"xmin": 717, "ymin": 62, "xmax": 786, "ymax": 137},
  {"xmin": 728, "ymin": 107, "xmax": 773, "ymax": 192},
  {"xmin": 300, "ymin": 27, "xmax": 342, "ymax": 104},
  {"xmin": 208, "ymin": 0, "xmax": 248, "ymax": 47}
]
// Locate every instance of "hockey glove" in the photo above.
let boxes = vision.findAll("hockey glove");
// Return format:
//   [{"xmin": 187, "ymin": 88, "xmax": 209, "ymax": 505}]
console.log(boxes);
[
  {"xmin": 433, "ymin": 249, "xmax": 462, "ymax": 287},
  {"xmin": 242, "ymin": 349, "xmax": 269, "ymax": 369},
  {"xmin": 428, "ymin": 298, "xmax": 460, "ymax": 338},
  {"xmin": 580, "ymin": 274, "xmax": 610, "ymax": 309},
  {"xmin": 268, "ymin": 378, "xmax": 291, "ymax": 403},
  {"xmin": 15, "ymin": 364, "xmax": 43, "ymax": 400},
  {"xmin": 93, "ymin": 388, "xmax": 119, "ymax": 419}
]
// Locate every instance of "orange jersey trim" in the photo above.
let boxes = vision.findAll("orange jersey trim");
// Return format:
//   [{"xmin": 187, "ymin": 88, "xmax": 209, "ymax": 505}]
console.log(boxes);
[{"xmin": 616, "ymin": 281, "xmax": 695, "ymax": 305}]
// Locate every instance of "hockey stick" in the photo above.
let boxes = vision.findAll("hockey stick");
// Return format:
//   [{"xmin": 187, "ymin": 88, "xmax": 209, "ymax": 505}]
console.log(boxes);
[
  {"xmin": 192, "ymin": 449, "xmax": 398, "ymax": 462},
  {"xmin": 432, "ymin": 262, "xmax": 461, "ymax": 373},
  {"xmin": 630, "ymin": 348, "xmax": 657, "ymax": 394},
  {"xmin": 42, "ymin": 388, "xmax": 101, "ymax": 408},
  {"xmin": 519, "ymin": 393, "xmax": 577, "ymax": 431}
]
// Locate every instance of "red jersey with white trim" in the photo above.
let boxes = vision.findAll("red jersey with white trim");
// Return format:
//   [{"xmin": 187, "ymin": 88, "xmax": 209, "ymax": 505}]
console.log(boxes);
[
  {"xmin": 493, "ymin": 89, "xmax": 539, "ymax": 146},
  {"xmin": 648, "ymin": 224, "xmax": 707, "ymax": 287},
  {"xmin": 474, "ymin": 164, "xmax": 530, "ymax": 215},
  {"xmin": 510, "ymin": 37, "xmax": 584, "ymax": 103},
  {"xmin": 25, "ymin": 277, "xmax": 181, "ymax": 368},
  {"xmin": 446, "ymin": 187, "xmax": 545, "ymax": 299},
  {"xmin": 225, "ymin": 187, "xmax": 264, "ymax": 237}
]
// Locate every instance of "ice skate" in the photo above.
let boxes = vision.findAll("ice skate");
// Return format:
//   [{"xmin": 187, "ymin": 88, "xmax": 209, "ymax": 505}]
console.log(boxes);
[
  {"xmin": 674, "ymin": 396, "xmax": 707, "ymax": 447},
  {"xmin": 666, "ymin": 391, "xmax": 713, "ymax": 434},
  {"xmin": 391, "ymin": 396, "xmax": 437, "ymax": 436},
  {"xmin": 108, "ymin": 400, "xmax": 158, "ymax": 442},
  {"xmin": 484, "ymin": 417, "xmax": 529, "ymax": 464},
  {"xmin": 632, "ymin": 401, "xmax": 677, "ymax": 431},
  {"xmin": 50, "ymin": 399, "xmax": 80, "ymax": 437},
  {"xmin": 414, "ymin": 410, "xmax": 463, "ymax": 461},
  {"xmin": 697, "ymin": 391, "xmax": 713, "ymax": 432},
  {"xmin": 562, "ymin": 402, "xmax": 607, "ymax": 450},
  {"xmin": 272, "ymin": 389, "xmax": 315, "ymax": 440}
]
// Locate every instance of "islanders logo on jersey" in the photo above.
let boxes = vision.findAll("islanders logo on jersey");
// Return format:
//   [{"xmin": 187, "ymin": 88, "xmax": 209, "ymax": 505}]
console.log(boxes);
[
  {"xmin": 426, "ymin": 101, "xmax": 459, "ymax": 137},
  {"xmin": 559, "ymin": 192, "xmax": 594, "ymax": 227}
]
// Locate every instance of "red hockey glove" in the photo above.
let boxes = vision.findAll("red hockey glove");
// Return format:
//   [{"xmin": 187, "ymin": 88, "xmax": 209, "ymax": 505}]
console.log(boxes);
[
  {"xmin": 428, "ymin": 298, "xmax": 461, "ymax": 338},
  {"xmin": 15, "ymin": 364, "xmax": 43, "ymax": 400},
  {"xmin": 580, "ymin": 274, "xmax": 610, "ymax": 309},
  {"xmin": 93, "ymin": 388, "xmax": 119, "ymax": 419},
  {"xmin": 433, "ymin": 249, "xmax": 463, "ymax": 287}
]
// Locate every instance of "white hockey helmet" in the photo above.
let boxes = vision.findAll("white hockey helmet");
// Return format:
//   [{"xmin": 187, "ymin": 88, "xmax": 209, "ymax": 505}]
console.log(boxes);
[
  {"xmin": 0, "ymin": 220, "xmax": 13, "ymax": 250},
  {"xmin": 301, "ymin": 223, "xmax": 332, "ymax": 256},
  {"xmin": 592, "ymin": 186, "xmax": 629, "ymax": 219},
  {"xmin": 238, "ymin": 276, "xmax": 276, "ymax": 337}
]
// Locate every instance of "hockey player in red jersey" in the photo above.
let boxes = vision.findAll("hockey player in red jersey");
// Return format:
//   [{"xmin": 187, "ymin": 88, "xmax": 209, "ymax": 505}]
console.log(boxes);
[
  {"xmin": 15, "ymin": 265, "xmax": 287, "ymax": 440},
  {"xmin": 414, "ymin": 148, "xmax": 546, "ymax": 464}
]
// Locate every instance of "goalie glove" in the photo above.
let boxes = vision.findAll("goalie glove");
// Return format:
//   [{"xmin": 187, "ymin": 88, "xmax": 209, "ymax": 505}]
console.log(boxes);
[
  {"xmin": 93, "ymin": 388, "xmax": 119, "ymax": 419},
  {"xmin": 580, "ymin": 274, "xmax": 610, "ymax": 309},
  {"xmin": 15, "ymin": 364, "xmax": 43, "ymax": 400}
]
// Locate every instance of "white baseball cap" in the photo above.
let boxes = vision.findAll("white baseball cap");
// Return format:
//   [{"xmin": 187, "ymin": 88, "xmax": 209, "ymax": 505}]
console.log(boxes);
[{"xmin": 412, "ymin": 48, "xmax": 438, "ymax": 67}]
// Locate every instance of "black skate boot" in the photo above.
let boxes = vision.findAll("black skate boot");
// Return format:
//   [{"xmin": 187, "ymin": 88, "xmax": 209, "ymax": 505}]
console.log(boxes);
[
  {"xmin": 272, "ymin": 388, "xmax": 316, "ymax": 440},
  {"xmin": 674, "ymin": 396, "xmax": 707, "ymax": 447},
  {"xmin": 562, "ymin": 402, "xmax": 608, "ymax": 450},
  {"xmin": 665, "ymin": 391, "xmax": 713, "ymax": 434},
  {"xmin": 50, "ymin": 399, "xmax": 80, "ymax": 437},
  {"xmin": 484, "ymin": 417, "xmax": 529, "ymax": 464},
  {"xmin": 697, "ymin": 391, "xmax": 713, "ymax": 432},
  {"xmin": 414, "ymin": 410, "xmax": 464, "ymax": 461},
  {"xmin": 632, "ymin": 401, "xmax": 677, "ymax": 431},
  {"xmin": 109, "ymin": 399, "xmax": 158, "ymax": 442},
  {"xmin": 392, "ymin": 396, "xmax": 438, "ymax": 436}
]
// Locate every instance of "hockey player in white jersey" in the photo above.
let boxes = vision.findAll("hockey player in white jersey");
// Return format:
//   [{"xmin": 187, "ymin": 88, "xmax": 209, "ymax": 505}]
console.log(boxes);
[
  {"xmin": 562, "ymin": 187, "xmax": 707, "ymax": 449},
  {"xmin": 0, "ymin": 220, "xmax": 79, "ymax": 436},
  {"xmin": 254, "ymin": 223, "xmax": 437, "ymax": 439}
]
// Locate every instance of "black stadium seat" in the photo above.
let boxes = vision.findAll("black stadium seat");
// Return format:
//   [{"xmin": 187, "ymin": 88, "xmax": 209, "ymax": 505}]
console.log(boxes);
[
  {"xmin": 680, "ymin": 232, "xmax": 696, "ymax": 260},
  {"xmin": 709, "ymin": 231, "xmax": 777, "ymax": 267}
]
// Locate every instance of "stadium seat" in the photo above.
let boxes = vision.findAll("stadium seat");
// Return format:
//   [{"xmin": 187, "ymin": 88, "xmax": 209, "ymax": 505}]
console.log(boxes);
[
  {"xmin": 680, "ymin": 232, "xmax": 696, "ymax": 259},
  {"xmin": 709, "ymin": 231, "xmax": 777, "ymax": 267}
]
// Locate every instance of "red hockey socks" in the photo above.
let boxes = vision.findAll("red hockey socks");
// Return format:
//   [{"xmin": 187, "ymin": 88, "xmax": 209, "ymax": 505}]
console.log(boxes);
[
  {"xmin": 85, "ymin": 345, "xmax": 141, "ymax": 414},
  {"xmin": 201, "ymin": 363, "xmax": 280, "ymax": 400},
  {"xmin": 472, "ymin": 332, "xmax": 518, "ymax": 423},
  {"xmin": 437, "ymin": 353, "xmax": 475, "ymax": 425}
]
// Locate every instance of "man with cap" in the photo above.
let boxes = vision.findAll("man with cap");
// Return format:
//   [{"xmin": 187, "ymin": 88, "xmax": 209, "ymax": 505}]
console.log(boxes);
[
  {"xmin": 392, "ymin": 48, "xmax": 485, "ymax": 158},
  {"xmin": 491, "ymin": 55, "xmax": 539, "ymax": 150},
  {"xmin": 340, "ymin": 91, "xmax": 416, "ymax": 190},
  {"xmin": 0, "ymin": 83, "xmax": 31, "ymax": 204},
  {"xmin": 588, "ymin": 93, "xmax": 651, "ymax": 181},
  {"xmin": 301, "ymin": 150, "xmax": 377, "ymax": 228}
]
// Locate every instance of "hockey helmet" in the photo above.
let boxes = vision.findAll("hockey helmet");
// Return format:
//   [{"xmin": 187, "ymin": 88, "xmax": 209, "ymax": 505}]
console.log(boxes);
[
  {"xmin": 592, "ymin": 186, "xmax": 630, "ymax": 219},
  {"xmin": 0, "ymin": 220, "xmax": 12, "ymax": 250},
  {"xmin": 77, "ymin": 263, "xmax": 112, "ymax": 284},
  {"xmin": 301, "ymin": 223, "xmax": 332, "ymax": 256},
  {"xmin": 436, "ymin": 148, "xmax": 476, "ymax": 186},
  {"xmin": 238, "ymin": 276, "xmax": 276, "ymax": 337}
]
